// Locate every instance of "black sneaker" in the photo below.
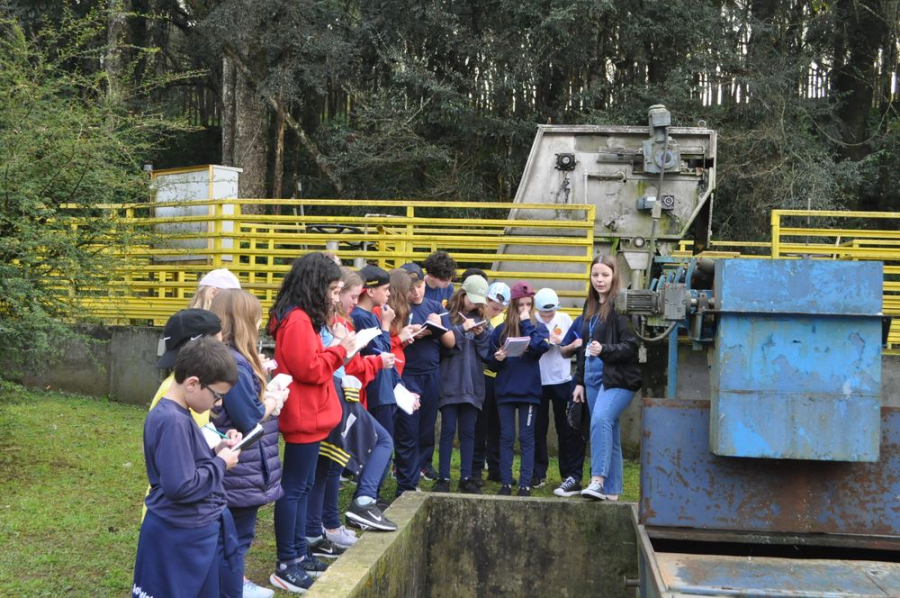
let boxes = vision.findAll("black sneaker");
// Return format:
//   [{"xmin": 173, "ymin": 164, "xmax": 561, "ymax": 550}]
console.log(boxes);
[
  {"xmin": 553, "ymin": 476, "xmax": 583, "ymax": 497},
  {"xmin": 517, "ymin": 486, "xmax": 531, "ymax": 497},
  {"xmin": 420, "ymin": 464, "xmax": 439, "ymax": 481},
  {"xmin": 346, "ymin": 498, "xmax": 398, "ymax": 531},
  {"xmin": 472, "ymin": 473, "xmax": 485, "ymax": 488},
  {"xmin": 376, "ymin": 497, "xmax": 392, "ymax": 512},
  {"xmin": 299, "ymin": 555, "xmax": 329, "ymax": 579},
  {"xmin": 458, "ymin": 478, "xmax": 482, "ymax": 494},
  {"xmin": 530, "ymin": 477, "xmax": 546, "ymax": 488},
  {"xmin": 310, "ymin": 537, "xmax": 346, "ymax": 560},
  {"xmin": 498, "ymin": 484, "xmax": 512, "ymax": 496},
  {"xmin": 433, "ymin": 478, "xmax": 451, "ymax": 492},
  {"xmin": 270, "ymin": 561, "xmax": 314, "ymax": 594}
]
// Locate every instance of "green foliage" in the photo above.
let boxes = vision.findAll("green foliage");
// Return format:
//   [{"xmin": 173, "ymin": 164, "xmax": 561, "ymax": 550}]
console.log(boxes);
[{"xmin": 0, "ymin": 11, "xmax": 186, "ymax": 371}]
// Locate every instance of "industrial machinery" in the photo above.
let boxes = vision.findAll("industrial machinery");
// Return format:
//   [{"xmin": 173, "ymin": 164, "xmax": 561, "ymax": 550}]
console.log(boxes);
[{"xmin": 515, "ymin": 106, "xmax": 898, "ymax": 596}]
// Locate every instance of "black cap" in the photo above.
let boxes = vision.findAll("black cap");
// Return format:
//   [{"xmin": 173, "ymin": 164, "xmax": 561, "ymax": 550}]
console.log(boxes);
[
  {"xmin": 400, "ymin": 263, "xmax": 424, "ymax": 282},
  {"xmin": 360, "ymin": 265, "xmax": 390, "ymax": 288},
  {"xmin": 157, "ymin": 309, "xmax": 222, "ymax": 369}
]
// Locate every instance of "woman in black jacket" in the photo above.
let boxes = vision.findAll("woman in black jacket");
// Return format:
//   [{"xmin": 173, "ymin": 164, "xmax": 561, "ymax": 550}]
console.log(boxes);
[{"xmin": 572, "ymin": 255, "xmax": 641, "ymax": 501}]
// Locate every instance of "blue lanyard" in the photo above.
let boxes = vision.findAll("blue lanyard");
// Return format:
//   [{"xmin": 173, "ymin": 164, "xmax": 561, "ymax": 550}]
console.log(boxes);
[{"xmin": 588, "ymin": 316, "xmax": 599, "ymax": 340}]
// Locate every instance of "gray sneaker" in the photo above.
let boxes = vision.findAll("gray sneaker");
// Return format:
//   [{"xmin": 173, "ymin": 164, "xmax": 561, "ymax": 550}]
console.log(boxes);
[
  {"xmin": 346, "ymin": 498, "xmax": 398, "ymax": 531},
  {"xmin": 581, "ymin": 480, "xmax": 607, "ymax": 500},
  {"xmin": 325, "ymin": 525, "xmax": 358, "ymax": 548}
]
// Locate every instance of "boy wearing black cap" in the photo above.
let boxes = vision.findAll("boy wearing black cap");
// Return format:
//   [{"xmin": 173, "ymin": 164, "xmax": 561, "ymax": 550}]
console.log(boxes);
[
  {"xmin": 351, "ymin": 266, "xmax": 401, "ymax": 498},
  {"xmin": 149, "ymin": 309, "xmax": 224, "ymax": 427}
]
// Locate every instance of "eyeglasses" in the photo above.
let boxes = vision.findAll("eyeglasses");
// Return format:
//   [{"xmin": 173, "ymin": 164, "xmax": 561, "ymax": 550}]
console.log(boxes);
[{"xmin": 203, "ymin": 385, "xmax": 226, "ymax": 403}]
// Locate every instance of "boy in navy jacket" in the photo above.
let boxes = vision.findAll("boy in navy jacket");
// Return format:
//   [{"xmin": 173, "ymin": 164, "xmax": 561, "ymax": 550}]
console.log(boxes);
[{"xmin": 133, "ymin": 337, "xmax": 242, "ymax": 598}]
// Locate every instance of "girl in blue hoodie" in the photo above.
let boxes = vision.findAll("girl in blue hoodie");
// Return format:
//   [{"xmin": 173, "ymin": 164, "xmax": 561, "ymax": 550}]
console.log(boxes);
[{"xmin": 488, "ymin": 281, "xmax": 549, "ymax": 496}]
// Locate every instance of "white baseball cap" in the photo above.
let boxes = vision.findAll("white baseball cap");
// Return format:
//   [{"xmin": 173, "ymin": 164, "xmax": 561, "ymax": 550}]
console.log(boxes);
[
  {"xmin": 198, "ymin": 268, "xmax": 241, "ymax": 289},
  {"xmin": 534, "ymin": 288, "xmax": 560, "ymax": 312}
]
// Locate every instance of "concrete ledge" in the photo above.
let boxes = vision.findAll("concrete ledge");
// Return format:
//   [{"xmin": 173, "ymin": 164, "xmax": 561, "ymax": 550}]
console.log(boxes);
[{"xmin": 309, "ymin": 493, "xmax": 639, "ymax": 597}]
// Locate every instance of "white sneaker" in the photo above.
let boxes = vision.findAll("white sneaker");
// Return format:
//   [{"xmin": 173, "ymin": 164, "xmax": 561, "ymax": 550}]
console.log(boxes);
[
  {"xmin": 326, "ymin": 525, "xmax": 358, "ymax": 548},
  {"xmin": 243, "ymin": 579, "xmax": 275, "ymax": 598},
  {"xmin": 580, "ymin": 481, "xmax": 607, "ymax": 500},
  {"xmin": 553, "ymin": 476, "xmax": 583, "ymax": 497}
]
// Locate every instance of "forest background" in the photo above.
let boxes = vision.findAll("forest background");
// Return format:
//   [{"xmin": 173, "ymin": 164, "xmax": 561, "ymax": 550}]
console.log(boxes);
[{"xmin": 7, "ymin": 0, "xmax": 900, "ymax": 240}]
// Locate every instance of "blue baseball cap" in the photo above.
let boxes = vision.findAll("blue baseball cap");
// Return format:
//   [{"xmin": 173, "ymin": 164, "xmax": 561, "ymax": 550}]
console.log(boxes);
[
  {"xmin": 534, "ymin": 288, "xmax": 560, "ymax": 312},
  {"xmin": 486, "ymin": 282, "xmax": 510, "ymax": 307}
]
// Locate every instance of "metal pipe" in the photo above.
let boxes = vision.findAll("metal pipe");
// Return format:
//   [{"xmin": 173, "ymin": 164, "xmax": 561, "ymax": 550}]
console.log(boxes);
[
  {"xmin": 667, "ymin": 322, "xmax": 678, "ymax": 398},
  {"xmin": 629, "ymin": 319, "xmax": 678, "ymax": 343}
]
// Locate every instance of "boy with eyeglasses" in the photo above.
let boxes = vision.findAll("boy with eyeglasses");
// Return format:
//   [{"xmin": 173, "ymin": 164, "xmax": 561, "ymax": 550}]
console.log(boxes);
[{"xmin": 133, "ymin": 337, "xmax": 243, "ymax": 597}]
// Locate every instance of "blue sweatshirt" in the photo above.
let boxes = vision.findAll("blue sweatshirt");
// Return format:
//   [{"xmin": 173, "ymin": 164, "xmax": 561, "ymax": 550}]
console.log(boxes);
[
  {"xmin": 405, "ymin": 298, "xmax": 451, "ymax": 374},
  {"xmin": 424, "ymin": 283, "xmax": 454, "ymax": 307},
  {"xmin": 351, "ymin": 306, "xmax": 397, "ymax": 408},
  {"xmin": 143, "ymin": 399, "xmax": 227, "ymax": 527},
  {"xmin": 487, "ymin": 318, "xmax": 550, "ymax": 405}
]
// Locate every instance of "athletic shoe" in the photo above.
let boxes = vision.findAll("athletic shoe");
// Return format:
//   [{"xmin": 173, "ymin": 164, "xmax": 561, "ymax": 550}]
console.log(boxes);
[
  {"xmin": 299, "ymin": 555, "xmax": 329, "ymax": 579},
  {"xmin": 581, "ymin": 480, "xmax": 607, "ymax": 500},
  {"xmin": 325, "ymin": 525, "xmax": 358, "ymax": 549},
  {"xmin": 376, "ymin": 497, "xmax": 392, "ymax": 512},
  {"xmin": 433, "ymin": 478, "xmax": 451, "ymax": 492},
  {"xmin": 472, "ymin": 473, "xmax": 485, "ymax": 488},
  {"xmin": 421, "ymin": 464, "xmax": 439, "ymax": 481},
  {"xmin": 498, "ymin": 484, "xmax": 512, "ymax": 496},
  {"xmin": 243, "ymin": 579, "xmax": 275, "ymax": 598},
  {"xmin": 270, "ymin": 561, "xmax": 313, "ymax": 594},
  {"xmin": 553, "ymin": 476, "xmax": 583, "ymax": 497},
  {"xmin": 530, "ymin": 477, "xmax": 546, "ymax": 489},
  {"xmin": 517, "ymin": 486, "xmax": 531, "ymax": 497},
  {"xmin": 309, "ymin": 537, "xmax": 346, "ymax": 560},
  {"xmin": 458, "ymin": 478, "xmax": 482, "ymax": 494},
  {"xmin": 346, "ymin": 498, "xmax": 398, "ymax": 531}
]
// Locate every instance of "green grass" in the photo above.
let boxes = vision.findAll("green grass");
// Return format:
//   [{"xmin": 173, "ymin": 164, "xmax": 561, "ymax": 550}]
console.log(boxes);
[{"xmin": 0, "ymin": 381, "xmax": 639, "ymax": 596}]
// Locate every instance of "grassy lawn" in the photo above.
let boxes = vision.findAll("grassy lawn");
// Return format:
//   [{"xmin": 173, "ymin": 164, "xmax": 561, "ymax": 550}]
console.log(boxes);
[{"xmin": 0, "ymin": 381, "xmax": 639, "ymax": 596}]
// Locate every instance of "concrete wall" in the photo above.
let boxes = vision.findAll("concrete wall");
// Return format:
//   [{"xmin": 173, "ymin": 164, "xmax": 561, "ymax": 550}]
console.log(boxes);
[
  {"xmin": 309, "ymin": 493, "xmax": 639, "ymax": 598},
  {"xmin": 10, "ymin": 325, "xmax": 163, "ymax": 405}
]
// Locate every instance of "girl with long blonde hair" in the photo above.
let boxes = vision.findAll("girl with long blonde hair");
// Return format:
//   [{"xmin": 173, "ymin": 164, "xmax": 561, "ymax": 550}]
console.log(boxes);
[{"xmin": 209, "ymin": 289, "xmax": 285, "ymax": 597}]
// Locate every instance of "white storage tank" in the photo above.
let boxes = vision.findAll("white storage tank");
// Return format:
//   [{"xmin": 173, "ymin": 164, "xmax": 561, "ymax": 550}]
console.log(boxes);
[{"xmin": 150, "ymin": 165, "xmax": 242, "ymax": 263}]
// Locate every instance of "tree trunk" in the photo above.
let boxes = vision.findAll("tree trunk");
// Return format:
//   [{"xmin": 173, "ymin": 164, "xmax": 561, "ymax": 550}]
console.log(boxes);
[
  {"xmin": 221, "ymin": 57, "xmax": 236, "ymax": 165},
  {"xmin": 106, "ymin": 0, "xmax": 129, "ymax": 104},
  {"xmin": 233, "ymin": 69, "xmax": 269, "ymax": 206}
]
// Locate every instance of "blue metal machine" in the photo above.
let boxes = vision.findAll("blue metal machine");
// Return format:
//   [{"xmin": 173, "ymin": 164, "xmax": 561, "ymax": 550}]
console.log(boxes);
[{"xmin": 621, "ymin": 257, "xmax": 899, "ymax": 596}]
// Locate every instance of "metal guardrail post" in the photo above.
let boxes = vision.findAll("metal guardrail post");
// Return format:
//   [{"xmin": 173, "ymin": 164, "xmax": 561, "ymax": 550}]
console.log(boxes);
[{"xmin": 771, "ymin": 210, "xmax": 781, "ymax": 258}]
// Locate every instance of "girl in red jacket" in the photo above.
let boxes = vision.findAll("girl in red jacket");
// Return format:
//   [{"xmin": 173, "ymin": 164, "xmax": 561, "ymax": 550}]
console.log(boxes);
[{"xmin": 268, "ymin": 253, "xmax": 356, "ymax": 594}]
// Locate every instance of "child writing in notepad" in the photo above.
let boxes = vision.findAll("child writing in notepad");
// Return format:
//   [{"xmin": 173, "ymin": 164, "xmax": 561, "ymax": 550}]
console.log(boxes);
[{"xmin": 487, "ymin": 281, "xmax": 550, "ymax": 497}]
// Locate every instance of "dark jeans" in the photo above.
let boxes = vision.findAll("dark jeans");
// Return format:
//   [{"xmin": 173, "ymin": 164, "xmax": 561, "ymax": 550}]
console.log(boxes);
[
  {"xmin": 472, "ymin": 374, "xmax": 500, "ymax": 476},
  {"xmin": 274, "ymin": 441, "xmax": 319, "ymax": 563},
  {"xmin": 534, "ymin": 380, "xmax": 585, "ymax": 481},
  {"xmin": 439, "ymin": 403, "xmax": 479, "ymax": 480},
  {"xmin": 222, "ymin": 505, "xmax": 259, "ymax": 597},
  {"xmin": 393, "ymin": 406, "xmax": 421, "ymax": 494},
  {"xmin": 306, "ymin": 455, "xmax": 342, "ymax": 538},
  {"xmin": 402, "ymin": 370, "xmax": 441, "ymax": 471},
  {"xmin": 497, "ymin": 402, "xmax": 536, "ymax": 488}
]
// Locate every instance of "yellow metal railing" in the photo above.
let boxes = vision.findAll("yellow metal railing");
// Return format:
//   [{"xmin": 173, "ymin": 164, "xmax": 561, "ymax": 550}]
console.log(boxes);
[
  {"xmin": 70, "ymin": 199, "xmax": 596, "ymax": 325},
  {"xmin": 771, "ymin": 210, "xmax": 900, "ymax": 352}
]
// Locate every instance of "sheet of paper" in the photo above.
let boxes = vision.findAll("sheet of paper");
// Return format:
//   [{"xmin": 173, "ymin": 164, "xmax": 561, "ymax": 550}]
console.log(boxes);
[
  {"xmin": 353, "ymin": 327, "xmax": 383, "ymax": 353},
  {"xmin": 267, "ymin": 373, "xmax": 292, "ymax": 391},
  {"xmin": 502, "ymin": 336, "xmax": 531, "ymax": 358},
  {"xmin": 394, "ymin": 383, "xmax": 417, "ymax": 415}
]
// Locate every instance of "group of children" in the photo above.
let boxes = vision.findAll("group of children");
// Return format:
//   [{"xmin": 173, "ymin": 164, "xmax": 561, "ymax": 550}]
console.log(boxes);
[{"xmin": 134, "ymin": 250, "xmax": 642, "ymax": 597}]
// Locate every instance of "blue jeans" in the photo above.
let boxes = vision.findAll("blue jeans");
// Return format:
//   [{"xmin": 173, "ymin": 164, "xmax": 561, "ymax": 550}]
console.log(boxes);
[
  {"xmin": 274, "ymin": 442, "xmax": 319, "ymax": 562},
  {"xmin": 585, "ymin": 360, "xmax": 635, "ymax": 495},
  {"xmin": 439, "ymin": 403, "xmax": 479, "ymax": 480},
  {"xmin": 497, "ymin": 402, "xmax": 536, "ymax": 487},
  {"xmin": 369, "ymin": 403, "xmax": 397, "ymax": 496},
  {"xmin": 354, "ymin": 410, "xmax": 394, "ymax": 502}
]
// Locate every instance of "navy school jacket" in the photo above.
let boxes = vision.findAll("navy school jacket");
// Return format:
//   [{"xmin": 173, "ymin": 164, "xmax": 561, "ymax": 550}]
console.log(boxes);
[{"xmin": 487, "ymin": 318, "xmax": 550, "ymax": 405}]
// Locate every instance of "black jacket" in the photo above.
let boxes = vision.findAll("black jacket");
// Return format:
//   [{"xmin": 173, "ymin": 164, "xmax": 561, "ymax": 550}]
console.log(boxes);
[{"xmin": 573, "ymin": 301, "xmax": 642, "ymax": 391}]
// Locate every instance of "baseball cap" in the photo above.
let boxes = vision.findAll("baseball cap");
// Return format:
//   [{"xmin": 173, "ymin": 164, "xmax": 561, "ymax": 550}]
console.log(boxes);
[
  {"xmin": 510, "ymin": 281, "xmax": 535, "ymax": 301},
  {"xmin": 486, "ymin": 282, "xmax": 510, "ymax": 307},
  {"xmin": 400, "ymin": 263, "xmax": 425, "ymax": 283},
  {"xmin": 198, "ymin": 268, "xmax": 241, "ymax": 290},
  {"xmin": 461, "ymin": 275, "xmax": 488, "ymax": 304},
  {"xmin": 360, "ymin": 265, "xmax": 390, "ymax": 288},
  {"xmin": 157, "ymin": 309, "xmax": 222, "ymax": 369},
  {"xmin": 534, "ymin": 288, "xmax": 560, "ymax": 312}
]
